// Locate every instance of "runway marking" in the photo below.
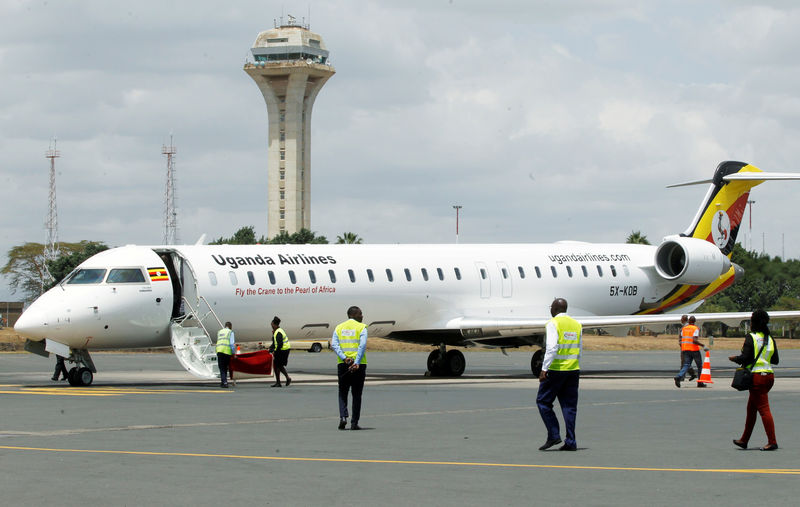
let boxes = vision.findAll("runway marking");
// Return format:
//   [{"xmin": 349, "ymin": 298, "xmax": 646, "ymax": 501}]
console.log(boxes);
[
  {"xmin": 1, "ymin": 445, "xmax": 798, "ymax": 475},
  {"xmin": 0, "ymin": 385, "xmax": 228, "ymax": 397}
]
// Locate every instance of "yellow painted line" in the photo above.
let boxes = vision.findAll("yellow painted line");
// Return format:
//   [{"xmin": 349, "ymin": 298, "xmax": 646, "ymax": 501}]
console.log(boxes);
[
  {"xmin": 0, "ymin": 446, "xmax": 798, "ymax": 475},
  {"xmin": 0, "ymin": 385, "xmax": 229, "ymax": 397}
]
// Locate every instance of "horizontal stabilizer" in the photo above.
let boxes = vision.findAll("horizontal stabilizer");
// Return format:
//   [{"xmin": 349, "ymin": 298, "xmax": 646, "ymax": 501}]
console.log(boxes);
[{"xmin": 668, "ymin": 172, "xmax": 800, "ymax": 188}]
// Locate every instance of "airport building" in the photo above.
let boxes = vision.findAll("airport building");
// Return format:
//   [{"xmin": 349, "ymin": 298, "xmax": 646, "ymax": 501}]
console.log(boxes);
[{"xmin": 244, "ymin": 17, "xmax": 335, "ymax": 238}]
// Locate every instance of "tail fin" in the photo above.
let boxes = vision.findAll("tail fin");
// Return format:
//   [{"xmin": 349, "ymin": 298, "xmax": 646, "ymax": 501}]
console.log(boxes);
[{"xmin": 676, "ymin": 161, "xmax": 760, "ymax": 256}]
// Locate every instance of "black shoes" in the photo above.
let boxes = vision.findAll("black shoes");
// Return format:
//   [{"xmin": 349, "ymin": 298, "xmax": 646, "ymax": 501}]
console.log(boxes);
[
  {"xmin": 689, "ymin": 372, "xmax": 697, "ymax": 381},
  {"xmin": 286, "ymin": 378, "xmax": 292, "ymax": 387},
  {"xmin": 558, "ymin": 444, "xmax": 577, "ymax": 451},
  {"xmin": 674, "ymin": 377, "xmax": 681, "ymax": 388},
  {"xmin": 760, "ymin": 444, "xmax": 779, "ymax": 451},
  {"xmin": 350, "ymin": 424, "xmax": 362, "ymax": 431},
  {"xmin": 538, "ymin": 438, "xmax": 562, "ymax": 451},
  {"xmin": 271, "ymin": 383, "xmax": 282, "ymax": 388},
  {"xmin": 220, "ymin": 384, "xmax": 229, "ymax": 388},
  {"xmin": 732, "ymin": 439, "xmax": 747, "ymax": 449},
  {"xmin": 697, "ymin": 383, "xmax": 707, "ymax": 388},
  {"xmin": 338, "ymin": 419, "xmax": 347, "ymax": 430},
  {"xmin": 51, "ymin": 377, "xmax": 58, "ymax": 381}
]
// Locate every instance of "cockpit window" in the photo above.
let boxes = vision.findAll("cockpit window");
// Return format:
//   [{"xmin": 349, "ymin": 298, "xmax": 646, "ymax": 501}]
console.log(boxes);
[
  {"xmin": 66, "ymin": 269, "xmax": 107, "ymax": 284},
  {"xmin": 107, "ymin": 268, "xmax": 146, "ymax": 284}
]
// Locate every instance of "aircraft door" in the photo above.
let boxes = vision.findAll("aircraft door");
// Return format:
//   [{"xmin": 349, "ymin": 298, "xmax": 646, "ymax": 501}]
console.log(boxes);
[
  {"xmin": 475, "ymin": 262, "xmax": 490, "ymax": 299},
  {"xmin": 497, "ymin": 261, "xmax": 512, "ymax": 298}
]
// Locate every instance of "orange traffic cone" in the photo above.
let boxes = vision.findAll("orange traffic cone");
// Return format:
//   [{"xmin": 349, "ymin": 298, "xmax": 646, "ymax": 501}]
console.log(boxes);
[
  {"xmin": 698, "ymin": 349, "xmax": 713, "ymax": 384},
  {"xmin": 236, "ymin": 344, "xmax": 241, "ymax": 354}
]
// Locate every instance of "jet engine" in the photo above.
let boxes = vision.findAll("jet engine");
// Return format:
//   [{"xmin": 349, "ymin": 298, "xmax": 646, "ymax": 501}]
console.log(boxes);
[{"xmin": 655, "ymin": 236, "xmax": 731, "ymax": 285}]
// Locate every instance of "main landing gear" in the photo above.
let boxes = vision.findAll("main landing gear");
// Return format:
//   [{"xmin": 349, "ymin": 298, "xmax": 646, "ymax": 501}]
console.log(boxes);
[
  {"xmin": 426, "ymin": 344, "xmax": 466, "ymax": 377},
  {"xmin": 531, "ymin": 349, "xmax": 544, "ymax": 377}
]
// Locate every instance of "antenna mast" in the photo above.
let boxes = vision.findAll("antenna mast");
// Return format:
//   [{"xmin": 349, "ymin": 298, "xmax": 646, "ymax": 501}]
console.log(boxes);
[
  {"xmin": 44, "ymin": 138, "xmax": 60, "ymax": 264},
  {"xmin": 162, "ymin": 134, "xmax": 179, "ymax": 245}
]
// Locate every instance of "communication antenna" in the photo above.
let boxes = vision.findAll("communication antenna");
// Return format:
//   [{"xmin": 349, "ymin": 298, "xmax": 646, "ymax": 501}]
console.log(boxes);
[
  {"xmin": 44, "ymin": 138, "xmax": 60, "ymax": 265},
  {"xmin": 162, "ymin": 133, "xmax": 179, "ymax": 245}
]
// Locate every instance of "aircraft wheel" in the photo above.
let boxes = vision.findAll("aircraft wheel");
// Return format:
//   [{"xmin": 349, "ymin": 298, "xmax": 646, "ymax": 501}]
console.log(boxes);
[
  {"xmin": 531, "ymin": 349, "xmax": 544, "ymax": 377},
  {"xmin": 77, "ymin": 367, "xmax": 94, "ymax": 386},
  {"xmin": 427, "ymin": 350, "xmax": 446, "ymax": 376},
  {"xmin": 67, "ymin": 367, "xmax": 80, "ymax": 386},
  {"xmin": 445, "ymin": 349, "xmax": 466, "ymax": 377},
  {"xmin": 310, "ymin": 343, "xmax": 322, "ymax": 353}
]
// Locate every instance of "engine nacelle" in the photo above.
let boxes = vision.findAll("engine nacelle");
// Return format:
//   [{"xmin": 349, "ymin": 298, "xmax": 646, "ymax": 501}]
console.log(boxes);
[{"xmin": 655, "ymin": 236, "xmax": 731, "ymax": 285}]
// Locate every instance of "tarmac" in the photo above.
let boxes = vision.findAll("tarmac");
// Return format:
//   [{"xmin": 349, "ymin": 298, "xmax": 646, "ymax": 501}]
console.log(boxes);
[{"xmin": 1, "ymin": 349, "xmax": 799, "ymax": 506}]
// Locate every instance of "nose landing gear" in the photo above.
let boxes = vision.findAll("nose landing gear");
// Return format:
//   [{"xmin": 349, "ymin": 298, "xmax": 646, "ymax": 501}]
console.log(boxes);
[{"xmin": 65, "ymin": 349, "xmax": 96, "ymax": 386}]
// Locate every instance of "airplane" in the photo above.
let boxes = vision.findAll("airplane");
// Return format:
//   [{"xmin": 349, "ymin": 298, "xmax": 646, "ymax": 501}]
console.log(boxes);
[{"xmin": 14, "ymin": 161, "xmax": 800, "ymax": 386}]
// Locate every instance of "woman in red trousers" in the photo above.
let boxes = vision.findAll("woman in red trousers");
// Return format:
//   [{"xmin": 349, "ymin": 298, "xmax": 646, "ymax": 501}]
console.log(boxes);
[{"xmin": 729, "ymin": 309, "xmax": 779, "ymax": 451}]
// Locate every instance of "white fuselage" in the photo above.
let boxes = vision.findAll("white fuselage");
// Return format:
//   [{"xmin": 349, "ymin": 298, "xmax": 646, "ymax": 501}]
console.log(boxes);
[{"xmin": 15, "ymin": 242, "xmax": 676, "ymax": 350}]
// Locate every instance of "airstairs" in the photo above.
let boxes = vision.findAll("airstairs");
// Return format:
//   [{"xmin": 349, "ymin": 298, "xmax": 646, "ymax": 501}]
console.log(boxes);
[{"xmin": 170, "ymin": 296, "xmax": 223, "ymax": 379}]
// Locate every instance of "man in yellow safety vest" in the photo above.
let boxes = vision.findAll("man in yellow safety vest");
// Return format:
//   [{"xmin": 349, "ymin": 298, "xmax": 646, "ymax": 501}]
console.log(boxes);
[
  {"xmin": 537, "ymin": 298, "xmax": 582, "ymax": 451},
  {"xmin": 216, "ymin": 321, "xmax": 235, "ymax": 388},
  {"xmin": 332, "ymin": 306, "xmax": 368, "ymax": 430}
]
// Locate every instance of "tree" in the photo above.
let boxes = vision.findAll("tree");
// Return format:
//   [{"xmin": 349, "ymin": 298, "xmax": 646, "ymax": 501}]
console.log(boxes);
[
  {"xmin": 45, "ymin": 241, "xmax": 109, "ymax": 290},
  {"xmin": 268, "ymin": 228, "xmax": 328, "ymax": 244},
  {"xmin": 209, "ymin": 226, "xmax": 261, "ymax": 245},
  {"xmin": 336, "ymin": 232, "xmax": 363, "ymax": 244},
  {"xmin": 626, "ymin": 231, "xmax": 650, "ymax": 245},
  {"xmin": 2, "ymin": 242, "xmax": 50, "ymax": 301}
]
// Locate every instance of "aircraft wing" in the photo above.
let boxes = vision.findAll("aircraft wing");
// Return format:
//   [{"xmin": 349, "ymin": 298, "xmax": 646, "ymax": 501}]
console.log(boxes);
[{"xmin": 456, "ymin": 311, "xmax": 800, "ymax": 338}]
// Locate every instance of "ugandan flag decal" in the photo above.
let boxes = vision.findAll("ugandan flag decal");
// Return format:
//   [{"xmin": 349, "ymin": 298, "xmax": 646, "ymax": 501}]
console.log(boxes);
[{"xmin": 147, "ymin": 267, "xmax": 169, "ymax": 282}]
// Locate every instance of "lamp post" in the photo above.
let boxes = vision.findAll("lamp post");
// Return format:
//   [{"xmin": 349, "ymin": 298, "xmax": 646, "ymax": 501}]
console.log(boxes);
[{"xmin": 453, "ymin": 205, "xmax": 462, "ymax": 244}]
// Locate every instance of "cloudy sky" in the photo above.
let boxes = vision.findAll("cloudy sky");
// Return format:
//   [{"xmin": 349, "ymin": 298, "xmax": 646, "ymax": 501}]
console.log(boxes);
[{"xmin": 2, "ymin": 0, "xmax": 800, "ymax": 301}]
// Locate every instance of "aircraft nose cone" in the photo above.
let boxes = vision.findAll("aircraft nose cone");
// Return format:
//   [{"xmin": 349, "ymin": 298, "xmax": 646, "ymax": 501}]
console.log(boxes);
[{"xmin": 14, "ymin": 306, "xmax": 48, "ymax": 339}]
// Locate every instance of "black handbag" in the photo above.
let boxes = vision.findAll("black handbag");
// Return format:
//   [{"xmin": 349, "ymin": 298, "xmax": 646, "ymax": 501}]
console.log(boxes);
[{"xmin": 731, "ymin": 338, "xmax": 767, "ymax": 391}]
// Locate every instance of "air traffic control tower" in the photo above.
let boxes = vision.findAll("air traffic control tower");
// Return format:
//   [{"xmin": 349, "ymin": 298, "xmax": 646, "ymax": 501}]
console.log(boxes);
[{"xmin": 244, "ymin": 17, "xmax": 335, "ymax": 237}]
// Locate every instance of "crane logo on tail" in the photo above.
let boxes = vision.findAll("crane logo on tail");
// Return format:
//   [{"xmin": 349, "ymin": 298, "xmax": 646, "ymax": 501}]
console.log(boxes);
[{"xmin": 711, "ymin": 210, "xmax": 731, "ymax": 249}]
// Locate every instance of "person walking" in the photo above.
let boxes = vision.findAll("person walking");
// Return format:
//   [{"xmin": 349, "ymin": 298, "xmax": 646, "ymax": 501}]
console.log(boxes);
[
  {"xmin": 677, "ymin": 315, "xmax": 696, "ymax": 381},
  {"xmin": 674, "ymin": 315, "xmax": 705, "ymax": 387},
  {"xmin": 269, "ymin": 316, "xmax": 292, "ymax": 388},
  {"xmin": 51, "ymin": 354, "xmax": 69, "ymax": 381},
  {"xmin": 332, "ymin": 306, "xmax": 367, "ymax": 430},
  {"xmin": 537, "ymin": 298, "xmax": 582, "ymax": 451},
  {"xmin": 216, "ymin": 321, "xmax": 235, "ymax": 388},
  {"xmin": 729, "ymin": 309, "xmax": 780, "ymax": 451}
]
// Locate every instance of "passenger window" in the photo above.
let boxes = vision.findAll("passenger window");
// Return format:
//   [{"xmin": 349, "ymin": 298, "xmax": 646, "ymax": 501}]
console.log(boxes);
[
  {"xmin": 501, "ymin": 267, "xmax": 509, "ymax": 279},
  {"xmin": 566, "ymin": 266, "xmax": 573, "ymax": 278},
  {"xmin": 107, "ymin": 268, "xmax": 145, "ymax": 283},
  {"xmin": 208, "ymin": 272, "xmax": 217, "ymax": 286},
  {"xmin": 268, "ymin": 271, "xmax": 276, "ymax": 285},
  {"xmin": 610, "ymin": 265, "xmax": 617, "ymax": 277},
  {"xmin": 581, "ymin": 265, "xmax": 588, "ymax": 277},
  {"xmin": 454, "ymin": 267, "xmax": 462, "ymax": 280},
  {"xmin": 66, "ymin": 268, "xmax": 106, "ymax": 284},
  {"xmin": 308, "ymin": 270, "xmax": 316, "ymax": 284},
  {"xmin": 480, "ymin": 268, "xmax": 487, "ymax": 280},
  {"xmin": 348, "ymin": 269, "xmax": 356, "ymax": 282},
  {"xmin": 421, "ymin": 268, "xmax": 429, "ymax": 281},
  {"xmin": 535, "ymin": 266, "xmax": 542, "ymax": 278},
  {"xmin": 229, "ymin": 271, "xmax": 238, "ymax": 286},
  {"xmin": 247, "ymin": 271, "xmax": 255, "ymax": 285},
  {"xmin": 596, "ymin": 265, "xmax": 603, "ymax": 277},
  {"xmin": 385, "ymin": 268, "xmax": 393, "ymax": 282},
  {"xmin": 289, "ymin": 270, "xmax": 296, "ymax": 284},
  {"xmin": 328, "ymin": 269, "xmax": 336, "ymax": 283},
  {"xmin": 404, "ymin": 268, "xmax": 412, "ymax": 281},
  {"xmin": 518, "ymin": 266, "xmax": 525, "ymax": 279},
  {"xmin": 550, "ymin": 266, "xmax": 557, "ymax": 278},
  {"xmin": 367, "ymin": 269, "xmax": 374, "ymax": 282},
  {"xmin": 437, "ymin": 267, "xmax": 444, "ymax": 281}
]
